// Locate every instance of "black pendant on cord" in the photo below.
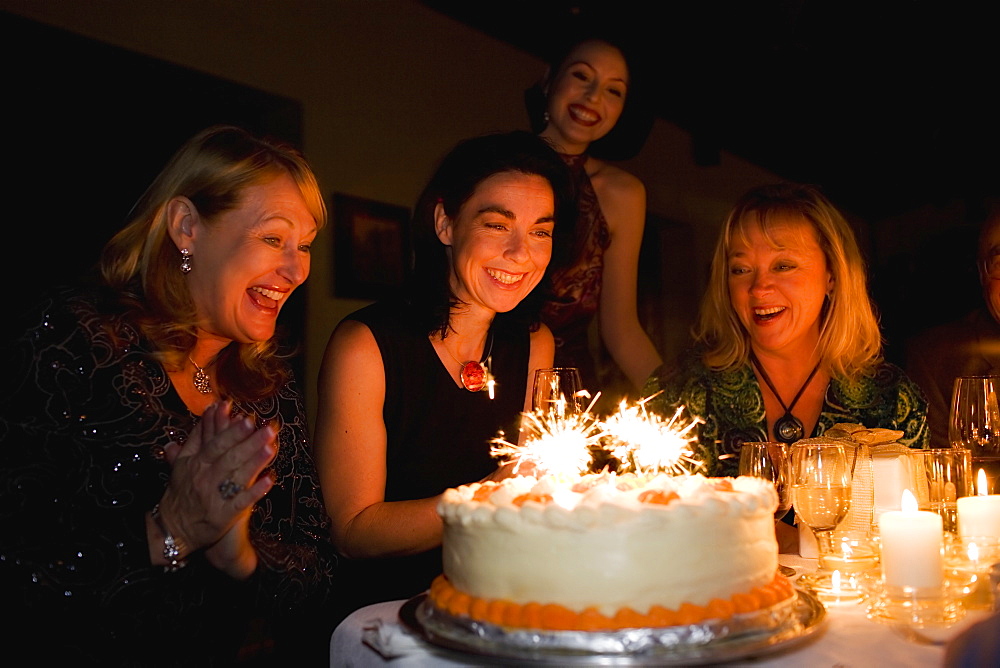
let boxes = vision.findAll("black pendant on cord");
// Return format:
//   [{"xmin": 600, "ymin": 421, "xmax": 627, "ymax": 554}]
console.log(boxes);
[
  {"xmin": 773, "ymin": 413, "xmax": 805, "ymax": 443},
  {"xmin": 750, "ymin": 352, "xmax": 821, "ymax": 445}
]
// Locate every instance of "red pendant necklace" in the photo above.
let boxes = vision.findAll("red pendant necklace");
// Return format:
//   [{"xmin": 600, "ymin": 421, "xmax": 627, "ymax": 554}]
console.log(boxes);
[{"xmin": 445, "ymin": 329, "xmax": 495, "ymax": 393}]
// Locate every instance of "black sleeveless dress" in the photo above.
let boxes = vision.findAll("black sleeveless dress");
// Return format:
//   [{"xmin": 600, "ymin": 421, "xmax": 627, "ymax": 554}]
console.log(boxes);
[{"xmin": 334, "ymin": 299, "xmax": 530, "ymax": 615}]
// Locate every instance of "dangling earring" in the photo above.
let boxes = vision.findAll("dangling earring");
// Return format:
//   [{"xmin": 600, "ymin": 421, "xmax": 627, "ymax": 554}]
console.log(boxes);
[
  {"xmin": 180, "ymin": 248, "xmax": 192, "ymax": 274},
  {"xmin": 543, "ymin": 111, "xmax": 550, "ymax": 124}
]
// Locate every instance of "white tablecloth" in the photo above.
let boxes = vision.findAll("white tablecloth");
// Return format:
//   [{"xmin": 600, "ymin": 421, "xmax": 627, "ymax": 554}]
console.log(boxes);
[{"xmin": 330, "ymin": 556, "xmax": 988, "ymax": 667}]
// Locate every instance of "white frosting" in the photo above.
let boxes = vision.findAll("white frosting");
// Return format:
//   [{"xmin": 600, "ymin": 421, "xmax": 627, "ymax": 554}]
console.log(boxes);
[{"xmin": 438, "ymin": 474, "xmax": 779, "ymax": 616}]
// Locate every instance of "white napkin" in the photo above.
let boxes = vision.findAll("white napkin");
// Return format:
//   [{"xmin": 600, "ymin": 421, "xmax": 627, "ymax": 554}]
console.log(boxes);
[{"xmin": 361, "ymin": 618, "xmax": 424, "ymax": 659}]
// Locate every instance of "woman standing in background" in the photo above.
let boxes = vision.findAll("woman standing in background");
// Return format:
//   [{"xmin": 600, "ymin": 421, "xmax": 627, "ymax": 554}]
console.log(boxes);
[{"xmin": 528, "ymin": 36, "xmax": 662, "ymax": 396}]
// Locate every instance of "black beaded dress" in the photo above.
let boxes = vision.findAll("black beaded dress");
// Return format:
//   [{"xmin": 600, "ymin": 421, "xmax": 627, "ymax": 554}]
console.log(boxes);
[{"xmin": 0, "ymin": 286, "xmax": 337, "ymax": 665}]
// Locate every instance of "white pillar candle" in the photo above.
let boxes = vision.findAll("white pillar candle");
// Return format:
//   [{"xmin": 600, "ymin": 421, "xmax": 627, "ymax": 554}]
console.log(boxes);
[
  {"xmin": 879, "ymin": 490, "xmax": 944, "ymax": 588},
  {"xmin": 958, "ymin": 497, "xmax": 1000, "ymax": 537},
  {"xmin": 958, "ymin": 471, "xmax": 1000, "ymax": 538}
]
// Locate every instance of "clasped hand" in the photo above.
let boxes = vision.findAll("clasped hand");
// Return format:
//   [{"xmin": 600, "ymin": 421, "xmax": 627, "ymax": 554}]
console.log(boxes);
[{"xmin": 158, "ymin": 401, "xmax": 276, "ymax": 576}]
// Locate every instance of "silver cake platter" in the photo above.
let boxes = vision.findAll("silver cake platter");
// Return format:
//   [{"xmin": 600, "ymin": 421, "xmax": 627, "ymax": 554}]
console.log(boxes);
[{"xmin": 400, "ymin": 590, "xmax": 827, "ymax": 665}]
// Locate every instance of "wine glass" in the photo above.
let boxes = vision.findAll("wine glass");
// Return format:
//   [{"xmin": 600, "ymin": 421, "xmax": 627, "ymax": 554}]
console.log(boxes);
[
  {"xmin": 739, "ymin": 442, "xmax": 792, "ymax": 521},
  {"xmin": 950, "ymin": 376, "xmax": 1000, "ymax": 494},
  {"xmin": 739, "ymin": 441, "xmax": 795, "ymax": 576},
  {"xmin": 531, "ymin": 368, "xmax": 585, "ymax": 415},
  {"xmin": 790, "ymin": 442, "xmax": 852, "ymax": 570}
]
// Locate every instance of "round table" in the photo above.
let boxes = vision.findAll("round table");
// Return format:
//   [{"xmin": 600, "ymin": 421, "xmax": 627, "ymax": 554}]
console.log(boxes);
[{"xmin": 330, "ymin": 555, "xmax": 990, "ymax": 667}]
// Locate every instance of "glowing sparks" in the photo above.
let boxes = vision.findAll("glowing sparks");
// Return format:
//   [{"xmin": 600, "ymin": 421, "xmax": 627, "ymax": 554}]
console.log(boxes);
[
  {"xmin": 603, "ymin": 399, "xmax": 704, "ymax": 475},
  {"xmin": 492, "ymin": 393, "xmax": 703, "ymax": 478},
  {"xmin": 492, "ymin": 404, "xmax": 605, "ymax": 477}
]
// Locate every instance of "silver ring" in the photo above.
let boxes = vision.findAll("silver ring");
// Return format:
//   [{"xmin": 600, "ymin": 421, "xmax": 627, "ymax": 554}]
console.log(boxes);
[{"xmin": 218, "ymin": 479, "xmax": 244, "ymax": 500}]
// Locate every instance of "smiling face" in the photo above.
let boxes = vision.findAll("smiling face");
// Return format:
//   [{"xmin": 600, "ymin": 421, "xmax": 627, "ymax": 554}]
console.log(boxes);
[
  {"xmin": 727, "ymin": 215, "xmax": 833, "ymax": 359},
  {"xmin": 436, "ymin": 171, "xmax": 555, "ymax": 317},
  {"xmin": 541, "ymin": 40, "xmax": 628, "ymax": 154},
  {"xmin": 180, "ymin": 172, "xmax": 317, "ymax": 344}
]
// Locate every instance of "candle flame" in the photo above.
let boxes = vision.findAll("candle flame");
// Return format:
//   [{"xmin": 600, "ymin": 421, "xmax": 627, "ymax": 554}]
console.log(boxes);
[
  {"xmin": 969, "ymin": 541, "xmax": 980, "ymax": 563},
  {"xmin": 901, "ymin": 489, "xmax": 918, "ymax": 512},
  {"xmin": 832, "ymin": 569, "xmax": 842, "ymax": 594},
  {"xmin": 978, "ymin": 468, "xmax": 988, "ymax": 496}
]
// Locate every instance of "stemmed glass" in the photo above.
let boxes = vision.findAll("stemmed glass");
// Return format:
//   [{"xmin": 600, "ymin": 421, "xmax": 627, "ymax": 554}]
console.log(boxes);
[
  {"xmin": 790, "ymin": 442, "xmax": 853, "ymax": 577},
  {"xmin": 950, "ymin": 376, "xmax": 1000, "ymax": 494},
  {"xmin": 531, "ymin": 368, "xmax": 586, "ymax": 415},
  {"xmin": 739, "ymin": 442, "xmax": 795, "ymax": 576},
  {"xmin": 739, "ymin": 442, "xmax": 792, "ymax": 520}
]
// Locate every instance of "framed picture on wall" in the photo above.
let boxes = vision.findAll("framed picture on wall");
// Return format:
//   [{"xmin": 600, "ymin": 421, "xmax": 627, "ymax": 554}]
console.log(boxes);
[{"xmin": 333, "ymin": 193, "xmax": 410, "ymax": 300}]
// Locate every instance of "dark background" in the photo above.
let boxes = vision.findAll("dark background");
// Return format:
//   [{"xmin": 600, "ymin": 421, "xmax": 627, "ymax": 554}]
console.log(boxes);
[{"xmin": 2, "ymin": 13, "xmax": 309, "ymax": 375}]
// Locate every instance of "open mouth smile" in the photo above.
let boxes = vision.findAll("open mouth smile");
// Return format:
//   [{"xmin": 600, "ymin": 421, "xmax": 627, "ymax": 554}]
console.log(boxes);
[
  {"xmin": 487, "ymin": 268, "xmax": 524, "ymax": 286},
  {"xmin": 753, "ymin": 306, "xmax": 786, "ymax": 322},
  {"xmin": 247, "ymin": 286, "xmax": 288, "ymax": 311},
  {"xmin": 568, "ymin": 104, "xmax": 600, "ymax": 126}
]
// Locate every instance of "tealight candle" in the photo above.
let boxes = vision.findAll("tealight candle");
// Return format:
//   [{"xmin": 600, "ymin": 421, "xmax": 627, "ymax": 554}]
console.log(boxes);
[
  {"xmin": 957, "ymin": 469, "xmax": 1000, "ymax": 538},
  {"xmin": 879, "ymin": 490, "xmax": 944, "ymax": 588}
]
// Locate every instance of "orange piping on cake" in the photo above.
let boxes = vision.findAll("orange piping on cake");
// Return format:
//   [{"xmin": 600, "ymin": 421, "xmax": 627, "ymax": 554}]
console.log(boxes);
[{"xmin": 428, "ymin": 572, "xmax": 795, "ymax": 632}]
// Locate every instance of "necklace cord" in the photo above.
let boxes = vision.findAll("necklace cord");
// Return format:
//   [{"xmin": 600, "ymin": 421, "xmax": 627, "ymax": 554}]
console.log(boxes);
[
  {"xmin": 750, "ymin": 353, "xmax": 820, "ymax": 415},
  {"xmin": 440, "ymin": 325, "xmax": 495, "ymax": 393}
]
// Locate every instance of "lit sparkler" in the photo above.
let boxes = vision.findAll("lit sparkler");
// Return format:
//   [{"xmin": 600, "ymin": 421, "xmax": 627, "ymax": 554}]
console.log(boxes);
[
  {"xmin": 491, "ymin": 393, "xmax": 605, "ymax": 476},
  {"xmin": 602, "ymin": 398, "xmax": 704, "ymax": 475},
  {"xmin": 492, "ymin": 392, "xmax": 703, "ymax": 478}
]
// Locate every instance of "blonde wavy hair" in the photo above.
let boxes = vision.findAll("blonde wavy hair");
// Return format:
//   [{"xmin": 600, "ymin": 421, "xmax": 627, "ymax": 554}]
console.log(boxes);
[
  {"xmin": 695, "ymin": 183, "xmax": 881, "ymax": 382},
  {"xmin": 100, "ymin": 126, "xmax": 327, "ymax": 401}
]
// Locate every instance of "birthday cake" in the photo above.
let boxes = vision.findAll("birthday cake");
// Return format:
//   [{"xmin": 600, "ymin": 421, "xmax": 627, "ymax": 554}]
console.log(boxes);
[{"xmin": 431, "ymin": 472, "xmax": 791, "ymax": 631}]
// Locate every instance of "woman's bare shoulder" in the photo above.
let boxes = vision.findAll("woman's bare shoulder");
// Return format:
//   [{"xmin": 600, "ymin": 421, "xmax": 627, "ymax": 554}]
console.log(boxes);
[
  {"xmin": 588, "ymin": 159, "xmax": 646, "ymax": 234},
  {"xmin": 588, "ymin": 159, "xmax": 645, "ymax": 200},
  {"xmin": 321, "ymin": 317, "xmax": 381, "ymax": 371}
]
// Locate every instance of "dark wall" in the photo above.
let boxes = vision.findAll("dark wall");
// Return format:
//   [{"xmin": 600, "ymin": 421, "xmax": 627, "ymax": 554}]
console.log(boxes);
[{"xmin": 3, "ymin": 12, "xmax": 309, "ymax": 374}]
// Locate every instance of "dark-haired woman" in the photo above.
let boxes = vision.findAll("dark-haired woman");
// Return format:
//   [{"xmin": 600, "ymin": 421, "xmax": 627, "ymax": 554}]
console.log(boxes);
[
  {"xmin": 0, "ymin": 126, "xmax": 336, "ymax": 664},
  {"xmin": 531, "ymin": 38, "xmax": 661, "ymax": 393},
  {"xmin": 315, "ymin": 131, "xmax": 572, "ymax": 612}
]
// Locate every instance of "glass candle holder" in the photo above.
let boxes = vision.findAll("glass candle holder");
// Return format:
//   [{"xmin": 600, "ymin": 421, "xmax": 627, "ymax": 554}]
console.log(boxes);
[
  {"xmin": 944, "ymin": 535, "xmax": 1000, "ymax": 611},
  {"xmin": 910, "ymin": 448, "xmax": 973, "ymax": 534},
  {"xmin": 865, "ymin": 576, "xmax": 966, "ymax": 627},
  {"xmin": 798, "ymin": 530, "xmax": 878, "ymax": 601}
]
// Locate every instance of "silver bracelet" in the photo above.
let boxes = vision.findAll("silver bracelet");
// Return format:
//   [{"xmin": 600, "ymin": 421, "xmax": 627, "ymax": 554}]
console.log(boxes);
[{"xmin": 151, "ymin": 503, "xmax": 188, "ymax": 572}]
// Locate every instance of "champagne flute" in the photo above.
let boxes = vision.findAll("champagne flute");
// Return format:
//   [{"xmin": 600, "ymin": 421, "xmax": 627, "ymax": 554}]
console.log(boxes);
[
  {"xmin": 740, "ymin": 441, "xmax": 795, "ymax": 576},
  {"xmin": 531, "ymin": 368, "xmax": 585, "ymax": 415},
  {"xmin": 950, "ymin": 376, "xmax": 1000, "ymax": 494},
  {"xmin": 790, "ymin": 441, "xmax": 852, "ymax": 571}
]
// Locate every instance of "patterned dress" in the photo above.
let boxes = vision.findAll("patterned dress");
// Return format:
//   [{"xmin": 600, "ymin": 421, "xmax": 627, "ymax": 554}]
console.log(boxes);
[
  {"xmin": 644, "ymin": 349, "xmax": 930, "ymax": 478},
  {"xmin": 0, "ymin": 287, "xmax": 337, "ymax": 664},
  {"xmin": 541, "ymin": 153, "xmax": 611, "ymax": 391}
]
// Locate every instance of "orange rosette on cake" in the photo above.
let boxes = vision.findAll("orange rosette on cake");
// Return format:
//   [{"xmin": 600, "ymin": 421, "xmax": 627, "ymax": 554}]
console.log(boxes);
[{"xmin": 429, "ymin": 571, "xmax": 795, "ymax": 632}]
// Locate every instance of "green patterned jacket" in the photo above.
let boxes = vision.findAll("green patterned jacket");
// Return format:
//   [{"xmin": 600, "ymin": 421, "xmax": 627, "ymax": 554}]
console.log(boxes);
[{"xmin": 643, "ymin": 349, "xmax": 929, "ymax": 478}]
